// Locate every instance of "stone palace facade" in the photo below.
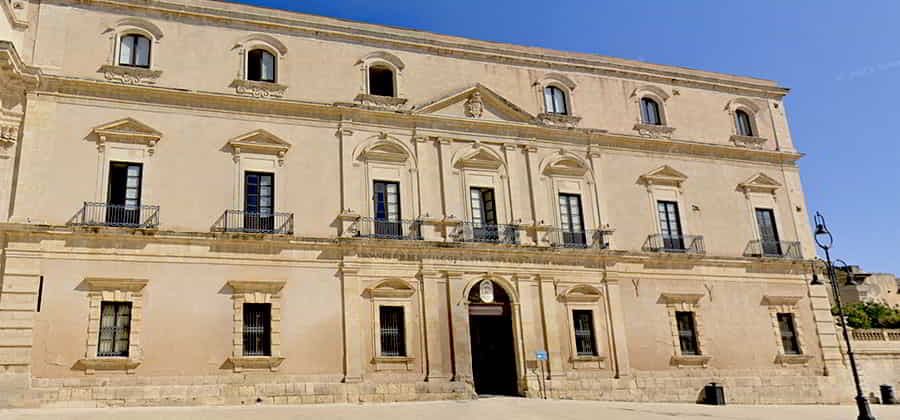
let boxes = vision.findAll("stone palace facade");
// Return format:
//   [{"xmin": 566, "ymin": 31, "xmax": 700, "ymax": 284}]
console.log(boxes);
[{"xmin": 0, "ymin": 0, "xmax": 855, "ymax": 408}]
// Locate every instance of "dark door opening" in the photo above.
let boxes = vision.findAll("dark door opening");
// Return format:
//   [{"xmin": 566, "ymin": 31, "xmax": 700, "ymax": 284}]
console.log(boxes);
[{"xmin": 468, "ymin": 281, "xmax": 518, "ymax": 396}]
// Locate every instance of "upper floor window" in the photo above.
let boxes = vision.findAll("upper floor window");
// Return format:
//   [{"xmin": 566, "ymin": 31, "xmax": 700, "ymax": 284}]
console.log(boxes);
[
  {"xmin": 368, "ymin": 66, "xmax": 395, "ymax": 97},
  {"xmin": 755, "ymin": 208, "xmax": 782, "ymax": 256},
  {"xmin": 118, "ymin": 34, "xmax": 151, "ymax": 68},
  {"xmin": 640, "ymin": 97, "xmax": 662, "ymax": 125},
  {"xmin": 247, "ymin": 49, "xmax": 276, "ymax": 83},
  {"xmin": 735, "ymin": 109, "xmax": 754, "ymax": 136},
  {"xmin": 657, "ymin": 200, "xmax": 684, "ymax": 251},
  {"xmin": 107, "ymin": 162, "xmax": 142, "ymax": 226},
  {"xmin": 244, "ymin": 172, "xmax": 274, "ymax": 231},
  {"xmin": 559, "ymin": 193, "xmax": 586, "ymax": 246},
  {"xmin": 543, "ymin": 86, "xmax": 568, "ymax": 115}
]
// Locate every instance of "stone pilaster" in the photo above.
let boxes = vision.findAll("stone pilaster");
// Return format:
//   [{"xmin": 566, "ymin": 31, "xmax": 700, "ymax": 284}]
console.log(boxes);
[
  {"xmin": 421, "ymin": 269, "xmax": 451, "ymax": 381},
  {"xmin": 340, "ymin": 264, "xmax": 363, "ymax": 383},
  {"xmin": 446, "ymin": 272, "xmax": 472, "ymax": 384},
  {"xmin": 807, "ymin": 282, "xmax": 843, "ymax": 374},
  {"xmin": 0, "ymin": 248, "xmax": 40, "ymax": 407},
  {"xmin": 537, "ymin": 275, "xmax": 564, "ymax": 379},
  {"xmin": 604, "ymin": 277, "xmax": 631, "ymax": 377}
]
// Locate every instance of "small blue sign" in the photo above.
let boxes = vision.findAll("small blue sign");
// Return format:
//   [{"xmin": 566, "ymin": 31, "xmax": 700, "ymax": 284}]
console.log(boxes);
[{"xmin": 536, "ymin": 350, "xmax": 548, "ymax": 361}]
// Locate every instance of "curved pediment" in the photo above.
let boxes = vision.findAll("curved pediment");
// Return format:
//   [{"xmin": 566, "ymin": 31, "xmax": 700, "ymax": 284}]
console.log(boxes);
[
  {"xmin": 358, "ymin": 51, "xmax": 405, "ymax": 71},
  {"xmin": 235, "ymin": 33, "xmax": 288, "ymax": 55},
  {"xmin": 559, "ymin": 284, "xmax": 603, "ymax": 303},
  {"xmin": 367, "ymin": 279, "xmax": 415, "ymax": 298},
  {"xmin": 361, "ymin": 141, "xmax": 409, "ymax": 163},
  {"xmin": 639, "ymin": 165, "xmax": 687, "ymax": 187},
  {"xmin": 542, "ymin": 154, "xmax": 589, "ymax": 177}
]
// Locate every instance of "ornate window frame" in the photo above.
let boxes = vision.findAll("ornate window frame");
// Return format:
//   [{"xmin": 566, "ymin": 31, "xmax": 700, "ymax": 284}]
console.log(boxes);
[
  {"xmin": 225, "ymin": 280, "xmax": 286, "ymax": 372},
  {"xmin": 638, "ymin": 165, "xmax": 694, "ymax": 244},
  {"xmin": 535, "ymin": 73, "xmax": 581, "ymax": 127},
  {"xmin": 559, "ymin": 284, "xmax": 607, "ymax": 369},
  {"xmin": 354, "ymin": 51, "xmax": 408, "ymax": 109},
  {"xmin": 89, "ymin": 118, "xmax": 162, "ymax": 205},
  {"xmin": 229, "ymin": 34, "xmax": 288, "ymax": 98},
  {"xmin": 451, "ymin": 143, "xmax": 512, "ymax": 230},
  {"xmin": 76, "ymin": 277, "xmax": 148, "ymax": 374},
  {"xmin": 631, "ymin": 85, "xmax": 675, "ymax": 138},
  {"xmin": 539, "ymin": 151, "xmax": 606, "ymax": 247},
  {"xmin": 659, "ymin": 292, "xmax": 710, "ymax": 367},
  {"xmin": 225, "ymin": 129, "xmax": 291, "ymax": 212},
  {"xmin": 365, "ymin": 279, "xmax": 417, "ymax": 371},
  {"xmin": 100, "ymin": 18, "xmax": 164, "ymax": 85},
  {"xmin": 762, "ymin": 295, "xmax": 814, "ymax": 366},
  {"xmin": 738, "ymin": 173, "xmax": 791, "ymax": 256},
  {"xmin": 725, "ymin": 98, "xmax": 768, "ymax": 149}
]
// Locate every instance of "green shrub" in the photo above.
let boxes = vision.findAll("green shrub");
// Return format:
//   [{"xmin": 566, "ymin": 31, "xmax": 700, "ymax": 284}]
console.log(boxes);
[{"xmin": 833, "ymin": 301, "xmax": 900, "ymax": 329}]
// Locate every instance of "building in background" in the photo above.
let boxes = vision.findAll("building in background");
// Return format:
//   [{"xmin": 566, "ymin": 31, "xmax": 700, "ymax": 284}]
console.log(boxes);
[{"xmin": 0, "ymin": 0, "xmax": 860, "ymax": 408}]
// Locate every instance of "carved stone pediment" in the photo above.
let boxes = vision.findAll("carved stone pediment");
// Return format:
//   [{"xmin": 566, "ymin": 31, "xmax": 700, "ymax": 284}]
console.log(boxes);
[
  {"xmin": 544, "ymin": 157, "xmax": 588, "ymax": 177},
  {"xmin": 730, "ymin": 134, "xmax": 768, "ymax": 149},
  {"xmin": 739, "ymin": 173, "xmax": 781, "ymax": 194},
  {"xmin": 559, "ymin": 284, "xmax": 602, "ymax": 303},
  {"xmin": 639, "ymin": 165, "xmax": 688, "ymax": 188},
  {"xmin": 658, "ymin": 292, "xmax": 704, "ymax": 305},
  {"xmin": 456, "ymin": 148, "xmax": 503, "ymax": 170},
  {"xmin": 634, "ymin": 123, "xmax": 675, "ymax": 139},
  {"xmin": 229, "ymin": 79, "xmax": 287, "ymax": 98},
  {"xmin": 413, "ymin": 83, "xmax": 536, "ymax": 123},
  {"xmin": 226, "ymin": 129, "xmax": 291, "ymax": 165},
  {"xmin": 366, "ymin": 279, "xmax": 415, "ymax": 299},
  {"xmin": 761, "ymin": 295, "xmax": 802, "ymax": 307},
  {"xmin": 353, "ymin": 93, "xmax": 408, "ymax": 110},
  {"xmin": 537, "ymin": 113, "xmax": 582, "ymax": 128},
  {"xmin": 85, "ymin": 277, "xmax": 148, "ymax": 292},
  {"xmin": 91, "ymin": 118, "xmax": 162, "ymax": 153},
  {"xmin": 226, "ymin": 280, "xmax": 286, "ymax": 294},
  {"xmin": 362, "ymin": 143, "xmax": 408, "ymax": 163},
  {"xmin": 98, "ymin": 65, "xmax": 162, "ymax": 85}
]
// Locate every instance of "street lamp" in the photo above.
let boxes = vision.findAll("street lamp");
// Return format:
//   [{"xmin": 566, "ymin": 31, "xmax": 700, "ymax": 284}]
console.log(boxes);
[{"xmin": 812, "ymin": 212, "xmax": 875, "ymax": 420}]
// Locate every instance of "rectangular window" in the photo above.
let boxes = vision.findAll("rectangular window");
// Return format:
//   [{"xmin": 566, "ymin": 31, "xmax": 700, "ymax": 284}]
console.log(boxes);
[
  {"xmin": 244, "ymin": 172, "xmax": 274, "ymax": 232},
  {"xmin": 675, "ymin": 311, "xmax": 700, "ymax": 356},
  {"xmin": 107, "ymin": 162, "xmax": 142, "ymax": 226},
  {"xmin": 97, "ymin": 302, "xmax": 132, "ymax": 357},
  {"xmin": 777, "ymin": 313, "xmax": 801, "ymax": 355},
  {"xmin": 470, "ymin": 187, "xmax": 498, "ymax": 242},
  {"xmin": 573, "ymin": 309, "xmax": 598, "ymax": 357},
  {"xmin": 755, "ymin": 208, "xmax": 782, "ymax": 256},
  {"xmin": 242, "ymin": 303, "xmax": 271, "ymax": 356},
  {"xmin": 559, "ymin": 193, "xmax": 586, "ymax": 246},
  {"xmin": 657, "ymin": 201, "xmax": 684, "ymax": 251},
  {"xmin": 379, "ymin": 306, "xmax": 406, "ymax": 357},
  {"xmin": 373, "ymin": 181, "xmax": 401, "ymax": 237}
]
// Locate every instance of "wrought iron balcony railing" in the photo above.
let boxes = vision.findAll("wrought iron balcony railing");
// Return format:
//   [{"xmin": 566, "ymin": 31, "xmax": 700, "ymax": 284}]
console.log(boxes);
[
  {"xmin": 643, "ymin": 234, "xmax": 705, "ymax": 254},
  {"xmin": 213, "ymin": 210, "xmax": 293, "ymax": 235},
  {"xmin": 355, "ymin": 217, "xmax": 422, "ymax": 240},
  {"xmin": 71, "ymin": 202, "xmax": 160, "ymax": 229},
  {"xmin": 743, "ymin": 240, "xmax": 802, "ymax": 259},
  {"xmin": 455, "ymin": 222, "xmax": 518, "ymax": 245},
  {"xmin": 548, "ymin": 228, "xmax": 611, "ymax": 249}
]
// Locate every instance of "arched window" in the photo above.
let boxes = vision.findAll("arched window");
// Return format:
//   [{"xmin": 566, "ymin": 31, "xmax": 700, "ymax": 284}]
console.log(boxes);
[
  {"xmin": 247, "ymin": 49, "xmax": 276, "ymax": 83},
  {"xmin": 368, "ymin": 66, "xmax": 395, "ymax": 97},
  {"xmin": 118, "ymin": 34, "xmax": 151, "ymax": 68},
  {"xmin": 543, "ymin": 86, "xmax": 568, "ymax": 115},
  {"xmin": 640, "ymin": 97, "xmax": 662, "ymax": 125},
  {"xmin": 735, "ymin": 109, "xmax": 754, "ymax": 136}
]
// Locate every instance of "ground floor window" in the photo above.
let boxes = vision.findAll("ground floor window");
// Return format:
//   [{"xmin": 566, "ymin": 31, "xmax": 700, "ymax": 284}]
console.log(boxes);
[
  {"xmin": 97, "ymin": 301, "xmax": 132, "ymax": 357},
  {"xmin": 243, "ymin": 303, "xmax": 271, "ymax": 356},
  {"xmin": 379, "ymin": 306, "xmax": 406, "ymax": 357},
  {"xmin": 777, "ymin": 312, "xmax": 801, "ymax": 355},
  {"xmin": 572, "ymin": 309, "xmax": 598, "ymax": 356},
  {"xmin": 676, "ymin": 311, "xmax": 700, "ymax": 355}
]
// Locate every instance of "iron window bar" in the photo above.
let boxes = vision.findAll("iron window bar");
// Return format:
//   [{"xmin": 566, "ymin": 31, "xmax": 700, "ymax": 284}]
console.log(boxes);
[
  {"xmin": 355, "ymin": 217, "xmax": 422, "ymax": 240},
  {"xmin": 97, "ymin": 302, "xmax": 132, "ymax": 357},
  {"xmin": 379, "ymin": 306, "xmax": 406, "ymax": 357},
  {"xmin": 456, "ymin": 222, "xmax": 518, "ymax": 245},
  {"xmin": 242, "ymin": 303, "xmax": 271, "ymax": 357},
  {"xmin": 573, "ymin": 310, "xmax": 598, "ymax": 357},
  {"xmin": 213, "ymin": 210, "xmax": 294, "ymax": 235},
  {"xmin": 743, "ymin": 240, "xmax": 802, "ymax": 259},
  {"xmin": 73, "ymin": 202, "xmax": 160, "ymax": 229},
  {"xmin": 643, "ymin": 234, "xmax": 705, "ymax": 254}
]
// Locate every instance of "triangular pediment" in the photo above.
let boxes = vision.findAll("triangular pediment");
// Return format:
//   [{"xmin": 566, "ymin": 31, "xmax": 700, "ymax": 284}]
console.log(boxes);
[
  {"xmin": 92, "ymin": 118, "xmax": 161, "ymax": 143},
  {"xmin": 456, "ymin": 148, "xmax": 504, "ymax": 170},
  {"xmin": 639, "ymin": 165, "xmax": 688, "ymax": 187},
  {"xmin": 226, "ymin": 129, "xmax": 291, "ymax": 154},
  {"xmin": 739, "ymin": 173, "xmax": 781, "ymax": 193},
  {"xmin": 413, "ymin": 84, "xmax": 536, "ymax": 123}
]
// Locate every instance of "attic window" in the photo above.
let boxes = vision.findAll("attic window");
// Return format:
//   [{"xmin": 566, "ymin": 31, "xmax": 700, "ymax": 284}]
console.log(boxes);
[
  {"xmin": 247, "ymin": 49, "xmax": 276, "ymax": 83},
  {"xmin": 369, "ymin": 66, "xmax": 395, "ymax": 97}
]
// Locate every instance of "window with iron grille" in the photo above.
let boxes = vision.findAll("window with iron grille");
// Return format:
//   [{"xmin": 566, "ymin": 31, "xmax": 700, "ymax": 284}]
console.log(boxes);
[
  {"xmin": 243, "ymin": 303, "xmax": 271, "ymax": 356},
  {"xmin": 777, "ymin": 313, "xmax": 801, "ymax": 355},
  {"xmin": 572, "ymin": 309, "xmax": 598, "ymax": 356},
  {"xmin": 97, "ymin": 302, "xmax": 132, "ymax": 357},
  {"xmin": 379, "ymin": 306, "xmax": 406, "ymax": 357},
  {"xmin": 675, "ymin": 311, "xmax": 700, "ymax": 355}
]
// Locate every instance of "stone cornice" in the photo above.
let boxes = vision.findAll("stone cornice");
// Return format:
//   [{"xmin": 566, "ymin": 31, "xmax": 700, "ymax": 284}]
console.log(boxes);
[
  {"xmin": 0, "ymin": 223, "xmax": 813, "ymax": 275},
  {"xmin": 36, "ymin": 76, "xmax": 803, "ymax": 165},
  {"xmin": 62, "ymin": 0, "xmax": 788, "ymax": 98}
]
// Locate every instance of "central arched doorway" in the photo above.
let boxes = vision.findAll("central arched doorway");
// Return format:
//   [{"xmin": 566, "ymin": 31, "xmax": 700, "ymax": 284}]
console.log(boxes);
[{"xmin": 468, "ymin": 280, "xmax": 518, "ymax": 396}]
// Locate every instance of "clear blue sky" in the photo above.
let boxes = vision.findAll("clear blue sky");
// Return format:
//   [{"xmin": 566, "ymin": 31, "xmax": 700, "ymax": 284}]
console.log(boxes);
[{"xmin": 241, "ymin": 0, "xmax": 900, "ymax": 273}]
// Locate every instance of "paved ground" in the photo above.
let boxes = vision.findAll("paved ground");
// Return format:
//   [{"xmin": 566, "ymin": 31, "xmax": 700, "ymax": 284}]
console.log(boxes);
[{"xmin": 1, "ymin": 397, "xmax": 898, "ymax": 420}]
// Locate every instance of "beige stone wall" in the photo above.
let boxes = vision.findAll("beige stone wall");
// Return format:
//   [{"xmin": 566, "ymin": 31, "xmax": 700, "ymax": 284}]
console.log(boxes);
[{"xmin": 0, "ymin": 0, "xmax": 859, "ymax": 409}]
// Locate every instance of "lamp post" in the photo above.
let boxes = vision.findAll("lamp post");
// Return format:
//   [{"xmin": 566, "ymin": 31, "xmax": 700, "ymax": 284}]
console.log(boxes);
[{"xmin": 812, "ymin": 212, "xmax": 875, "ymax": 420}]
